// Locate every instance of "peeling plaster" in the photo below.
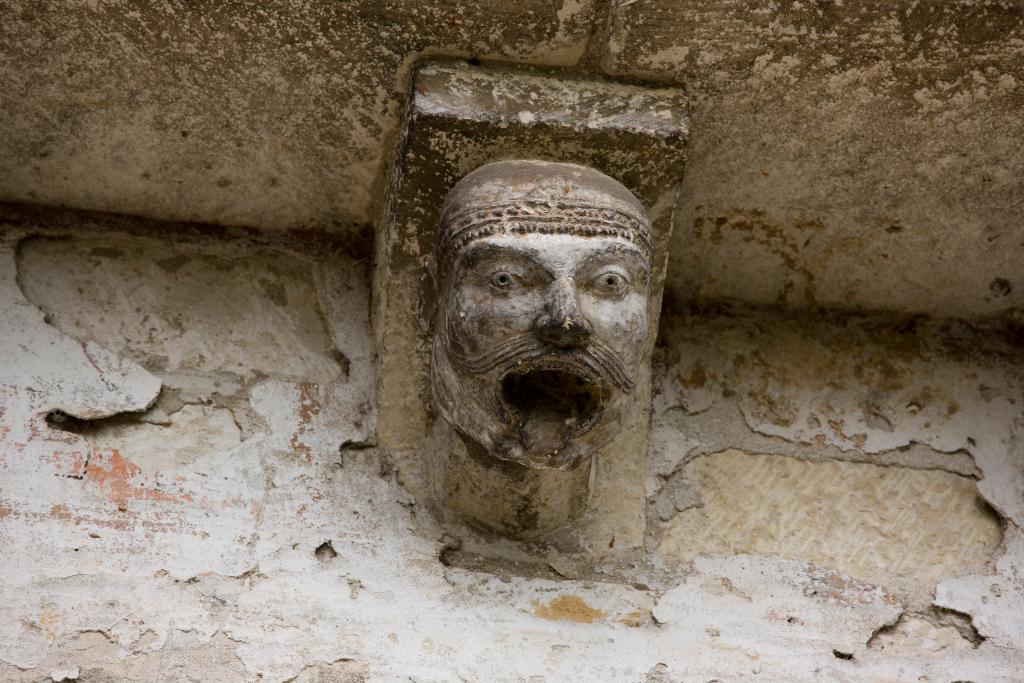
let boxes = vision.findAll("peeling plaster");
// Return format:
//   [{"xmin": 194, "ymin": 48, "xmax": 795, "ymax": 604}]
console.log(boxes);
[
  {"xmin": 2, "ymin": 228, "xmax": 1023, "ymax": 680},
  {"xmin": 2, "ymin": 0, "xmax": 1023, "ymax": 677},
  {"xmin": 649, "ymin": 305, "xmax": 1024, "ymax": 677}
]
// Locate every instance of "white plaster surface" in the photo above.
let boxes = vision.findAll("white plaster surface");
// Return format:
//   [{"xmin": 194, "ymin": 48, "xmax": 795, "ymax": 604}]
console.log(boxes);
[
  {"xmin": 936, "ymin": 525, "xmax": 1024, "ymax": 650},
  {"xmin": 17, "ymin": 234, "xmax": 345, "ymax": 384},
  {"xmin": 648, "ymin": 308, "xmax": 1024, "ymax": 679},
  {"xmin": 2, "ymin": 230, "xmax": 1023, "ymax": 681},
  {"xmin": 87, "ymin": 404, "xmax": 242, "ymax": 472}
]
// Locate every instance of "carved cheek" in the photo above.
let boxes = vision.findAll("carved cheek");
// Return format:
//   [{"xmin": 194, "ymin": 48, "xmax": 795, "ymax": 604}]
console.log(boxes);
[
  {"xmin": 481, "ymin": 293, "xmax": 539, "ymax": 334},
  {"xmin": 589, "ymin": 297, "xmax": 647, "ymax": 356},
  {"xmin": 623, "ymin": 309, "xmax": 645, "ymax": 336},
  {"xmin": 450, "ymin": 286, "xmax": 536, "ymax": 348},
  {"xmin": 626, "ymin": 310, "xmax": 649, "ymax": 351}
]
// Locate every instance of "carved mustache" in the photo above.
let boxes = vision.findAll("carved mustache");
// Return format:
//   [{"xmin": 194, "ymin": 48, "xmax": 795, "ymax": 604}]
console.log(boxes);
[{"xmin": 449, "ymin": 332, "xmax": 636, "ymax": 394}]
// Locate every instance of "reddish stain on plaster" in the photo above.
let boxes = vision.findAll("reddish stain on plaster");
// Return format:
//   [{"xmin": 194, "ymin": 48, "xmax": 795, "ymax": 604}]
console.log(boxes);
[
  {"xmin": 45, "ymin": 502, "xmax": 179, "ymax": 534},
  {"xmin": 805, "ymin": 567, "xmax": 900, "ymax": 608},
  {"xmin": 86, "ymin": 448, "xmax": 193, "ymax": 506},
  {"xmin": 297, "ymin": 383, "xmax": 323, "ymax": 424},
  {"xmin": 0, "ymin": 501, "xmax": 169, "ymax": 534},
  {"xmin": 290, "ymin": 382, "xmax": 323, "ymax": 458},
  {"xmin": 49, "ymin": 504, "xmax": 72, "ymax": 522},
  {"xmin": 50, "ymin": 448, "xmax": 89, "ymax": 478}
]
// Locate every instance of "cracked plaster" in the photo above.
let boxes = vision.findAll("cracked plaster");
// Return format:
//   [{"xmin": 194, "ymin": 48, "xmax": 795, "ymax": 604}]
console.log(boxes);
[
  {"xmin": 2, "ymin": 2, "xmax": 1024, "ymax": 679},
  {"xmin": 0, "ymin": 226, "xmax": 1022, "ymax": 680}
]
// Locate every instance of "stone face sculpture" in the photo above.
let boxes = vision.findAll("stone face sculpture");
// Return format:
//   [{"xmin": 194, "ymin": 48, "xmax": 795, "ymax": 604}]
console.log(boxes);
[{"xmin": 431, "ymin": 160, "xmax": 652, "ymax": 470}]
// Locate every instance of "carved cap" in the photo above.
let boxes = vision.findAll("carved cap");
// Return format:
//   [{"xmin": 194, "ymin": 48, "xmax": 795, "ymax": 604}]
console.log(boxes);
[{"xmin": 437, "ymin": 160, "xmax": 652, "ymax": 266}]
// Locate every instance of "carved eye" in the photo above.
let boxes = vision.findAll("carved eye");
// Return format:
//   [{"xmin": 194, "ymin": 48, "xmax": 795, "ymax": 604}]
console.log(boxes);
[
  {"xmin": 592, "ymin": 270, "xmax": 629, "ymax": 297},
  {"xmin": 489, "ymin": 271, "xmax": 516, "ymax": 291}
]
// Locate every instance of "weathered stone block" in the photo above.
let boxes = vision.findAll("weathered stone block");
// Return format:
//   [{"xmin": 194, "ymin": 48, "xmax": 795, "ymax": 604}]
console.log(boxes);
[
  {"xmin": 659, "ymin": 449, "xmax": 1002, "ymax": 589},
  {"xmin": 374, "ymin": 60, "xmax": 687, "ymax": 547}
]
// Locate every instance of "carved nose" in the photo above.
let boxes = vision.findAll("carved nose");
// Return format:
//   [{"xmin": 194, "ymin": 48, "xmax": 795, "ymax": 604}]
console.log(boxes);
[{"xmin": 535, "ymin": 279, "xmax": 593, "ymax": 348}]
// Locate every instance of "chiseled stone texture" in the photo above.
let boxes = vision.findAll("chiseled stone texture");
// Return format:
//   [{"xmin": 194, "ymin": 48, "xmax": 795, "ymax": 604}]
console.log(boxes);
[
  {"xmin": 2, "ymin": 2, "xmax": 1022, "ymax": 320},
  {"xmin": 650, "ymin": 307, "xmax": 1024, "ymax": 531},
  {"xmin": 0, "ymin": 0, "xmax": 596, "ymax": 231},
  {"xmin": 659, "ymin": 449, "xmax": 1002, "ymax": 589},
  {"xmin": 604, "ymin": 0, "xmax": 1024, "ymax": 320}
]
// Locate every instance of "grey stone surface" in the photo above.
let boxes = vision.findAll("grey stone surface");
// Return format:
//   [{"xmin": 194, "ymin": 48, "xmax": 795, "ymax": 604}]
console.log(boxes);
[
  {"xmin": 0, "ymin": 0, "xmax": 597, "ymax": 231},
  {"xmin": 602, "ymin": 0, "xmax": 1024, "ymax": 319},
  {"xmin": 374, "ymin": 61, "xmax": 686, "ymax": 551},
  {"xmin": 2, "ymin": 1, "xmax": 1020, "ymax": 318}
]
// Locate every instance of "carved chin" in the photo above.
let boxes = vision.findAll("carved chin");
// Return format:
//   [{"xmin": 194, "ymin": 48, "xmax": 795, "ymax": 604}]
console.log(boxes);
[{"xmin": 497, "ymin": 363, "xmax": 608, "ymax": 469}]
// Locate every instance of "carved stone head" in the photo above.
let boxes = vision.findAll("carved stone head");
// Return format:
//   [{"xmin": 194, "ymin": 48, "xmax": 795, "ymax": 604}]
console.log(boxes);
[{"xmin": 430, "ymin": 160, "xmax": 652, "ymax": 470}]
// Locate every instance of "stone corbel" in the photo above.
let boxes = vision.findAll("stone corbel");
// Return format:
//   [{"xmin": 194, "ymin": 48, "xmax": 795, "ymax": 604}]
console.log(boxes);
[{"xmin": 373, "ymin": 59, "xmax": 688, "ymax": 552}]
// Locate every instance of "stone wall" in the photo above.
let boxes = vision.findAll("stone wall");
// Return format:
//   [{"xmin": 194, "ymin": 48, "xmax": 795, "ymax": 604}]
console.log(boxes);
[
  {"xmin": 1, "ymin": 1, "xmax": 1021, "ymax": 319},
  {"xmin": 2, "ymin": 1, "xmax": 1023, "ymax": 681},
  {"xmin": 1, "ymin": 214, "xmax": 1021, "ymax": 681}
]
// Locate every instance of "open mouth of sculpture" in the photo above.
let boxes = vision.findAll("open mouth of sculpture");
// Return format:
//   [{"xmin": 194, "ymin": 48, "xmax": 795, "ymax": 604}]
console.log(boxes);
[{"xmin": 500, "ymin": 363, "xmax": 606, "ymax": 453}]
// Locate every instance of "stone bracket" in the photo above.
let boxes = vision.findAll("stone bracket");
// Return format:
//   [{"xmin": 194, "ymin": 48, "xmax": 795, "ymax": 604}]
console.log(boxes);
[{"xmin": 373, "ymin": 59, "xmax": 688, "ymax": 551}]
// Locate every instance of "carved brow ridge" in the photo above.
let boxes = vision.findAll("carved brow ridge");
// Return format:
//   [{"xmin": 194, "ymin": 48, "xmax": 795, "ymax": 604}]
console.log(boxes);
[
  {"xmin": 575, "ymin": 244, "xmax": 650, "ymax": 275},
  {"xmin": 438, "ymin": 200, "xmax": 653, "ymax": 262},
  {"xmin": 457, "ymin": 241, "xmax": 650, "ymax": 284}
]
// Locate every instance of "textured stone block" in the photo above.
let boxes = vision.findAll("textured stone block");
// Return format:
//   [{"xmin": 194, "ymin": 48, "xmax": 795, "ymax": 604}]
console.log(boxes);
[{"xmin": 659, "ymin": 450, "xmax": 1002, "ymax": 589}]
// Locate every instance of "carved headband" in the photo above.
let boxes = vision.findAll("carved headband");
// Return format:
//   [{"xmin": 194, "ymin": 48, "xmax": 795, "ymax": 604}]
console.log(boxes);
[{"xmin": 437, "ymin": 199, "xmax": 653, "ymax": 265}]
